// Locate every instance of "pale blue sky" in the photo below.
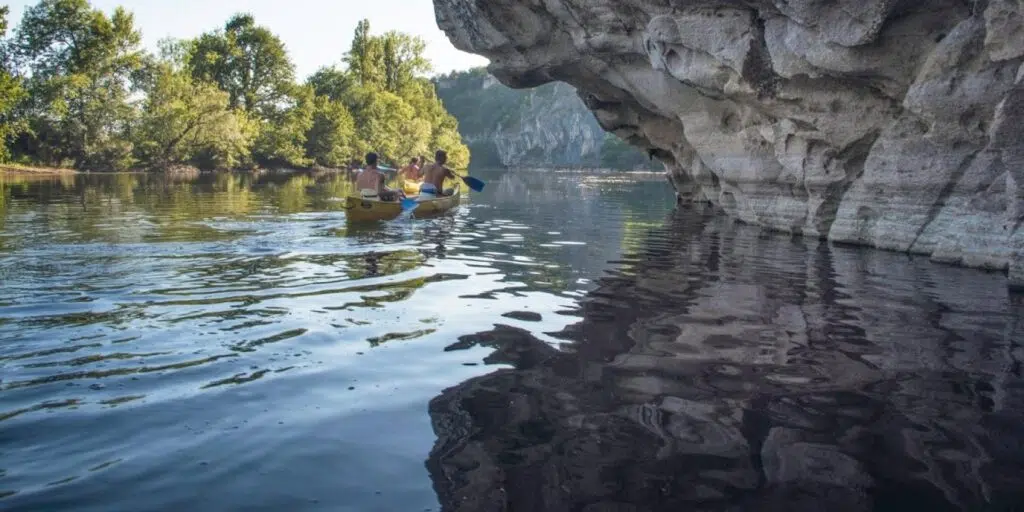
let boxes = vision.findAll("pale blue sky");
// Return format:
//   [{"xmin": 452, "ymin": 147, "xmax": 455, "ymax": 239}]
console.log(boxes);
[{"xmin": 4, "ymin": 0, "xmax": 490, "ymax": 79}]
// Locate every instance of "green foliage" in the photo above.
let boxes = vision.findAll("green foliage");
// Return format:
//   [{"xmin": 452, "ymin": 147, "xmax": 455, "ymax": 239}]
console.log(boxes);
[
  {"xmin": 1, "ymin": 5, "xmax": 471, "ymax": 171},
  {"xmin": 133, "ymin": 64, "xmax": 254, "ymax": 170},
  {"xmin": 187, "ymin": 14, "xmax": 294, "ymax": 117},
  {"xmin": 305, "ymin": 95, "xmax": 357, "ymax": 167},
  {"xmin": 186, "ymin": 13, "xmax": 310, "ymax": 168},
  {"xmin": 343, "ymin": 20, "xmax": 432, "ymax": 94},
  {"xmin": 345, "ymin": 20, "xmax": 383, "ymax": 90},
  {"xmin": 318, "ymin": 20, "xmax": 469, "ymax": 167},
  {"xmin": 347, "ymin": 86, "xmax": 414, "ymax": 162},
  {"xmin": 0, "ymin": 6, "xmax": 26, "ymax": 162},
  {"xmin": 378, "ymin": 31, "xmax": 431, "ymax": 94},
  {"xmin": 252, "ymin": 84, "xmax": 313, "ymax": 168},
  {"xmin": 433, "ymin": 126, "xmax": 470, "ymax": 169},
  {"xmin": 10, "ymin": 0, "xmax": 144, "ymax": 170},
  {"xmin": 307, "ymin": 66, "xmax": 353, "ymax": 102}
]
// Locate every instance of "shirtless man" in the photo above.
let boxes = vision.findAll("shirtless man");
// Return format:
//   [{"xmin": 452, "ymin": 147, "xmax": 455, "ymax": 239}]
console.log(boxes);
[
  {"xmin": 398, "ymin": 157, "xmax": 422, "ymax": 181},
  {"xmin": 354, "ymin": 152, "xmax": 399, "ymax": 201},
  {"xmin": 420, "ymin": 150, "xmax": 457, "ymax": 199}
]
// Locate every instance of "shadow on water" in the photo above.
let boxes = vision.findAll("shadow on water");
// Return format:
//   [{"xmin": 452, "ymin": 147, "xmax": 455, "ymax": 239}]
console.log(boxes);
[{"xmin": 426, "ymin": 204, "xmax": 1024, "ymax": 512}]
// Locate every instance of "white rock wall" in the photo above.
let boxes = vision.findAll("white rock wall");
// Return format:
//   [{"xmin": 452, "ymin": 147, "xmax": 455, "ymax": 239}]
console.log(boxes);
[{"xmin": 434, "ymin": 0, "xmax": 1024, "ymax": 287}]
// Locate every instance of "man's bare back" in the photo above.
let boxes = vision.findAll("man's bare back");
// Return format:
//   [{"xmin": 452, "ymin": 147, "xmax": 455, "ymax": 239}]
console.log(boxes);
[
  {"xmin": 421, "ymin": 163, "xmax": 450, "ymax": 192},
  {"xmin": 355, "ymin": 167, "xmax": 383, "ymax": 192},
  {"xmin": 422, "ymin": 150, "xmax": 455, "ymax": 195},
  {"xmin": 355, "ymin": 152, "xmax": 399, "ymax": 201},
  {"xmin": 399, "ymin": 158, "xmax": 422, "ymax": 181}
]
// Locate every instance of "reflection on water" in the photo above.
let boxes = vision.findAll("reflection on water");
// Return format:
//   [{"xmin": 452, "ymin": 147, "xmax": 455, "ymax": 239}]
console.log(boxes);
[
  {"xmin": 3, "ymin": 169, "xmax": 1022, "ymax": 510},
  {"xmin": 427, "ymin": 204, "xmax": 1024, "ymax": 511},
  {"xmin": 0, "ymin": 168, "xmax": 673, "ymax": 510}
]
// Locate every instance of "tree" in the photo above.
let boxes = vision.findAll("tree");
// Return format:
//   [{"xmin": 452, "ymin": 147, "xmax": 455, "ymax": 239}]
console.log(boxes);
[
  {"xmin": 187, "ymin": 14, "xmax": 311, "ymax": 168},
  {"xmin": 188, "ymin": 13, "xmax": 294, "ymax": 118},
  {"xmin": 133, "ymin": 63, "xmax": 254, "ymax": 170},
  {"xmin": 335, "ymin": 21, "xmax": 469, "ymax": 167},
  {"xmin": 252, "ymin": 83, "xmax": 313, "ymax": 168},
  {"xmin": 343, "ymin": 21, "xmax": 430, "ymax": 95},
  {"xmin": 12, "ymin": 0, "xmax": 144, "ymax": 170},
  {"xmin": 305, "ymin": 95, "xmax": 357, "ymax": 167},
  {"xmin": 344, "ymin": 20, "xmax": 382, "ymax": 89},
  {"xmin": 2, "ymin": 8, "xmax": 472, "ymax": 172},
  {"xmin": 433, "ymin": 126, "xmax": 470, "ymax": 169},
  {"xmin": 306, "ymin": 66, "xmax": 353, "ymax": 102},
  {"xmin": 378, "ymin": 31, "xmax": 430, "ymax": 94},
  {"xmin": 0, "ymin": 6, "xmax": 26, "ymax": 161},
  {"xmin": 346, "ymin": 86, "xmax": 406, "ymax": 163}
]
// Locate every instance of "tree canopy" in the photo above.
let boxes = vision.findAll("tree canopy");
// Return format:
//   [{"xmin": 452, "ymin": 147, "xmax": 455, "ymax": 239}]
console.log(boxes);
[
  {"xmin": 0, "ymin": 6, "xmax": 25, "ymax": 161},
  {"xmin": 0, "ymin": 4, "xmax": 470, "ymax": 171}
]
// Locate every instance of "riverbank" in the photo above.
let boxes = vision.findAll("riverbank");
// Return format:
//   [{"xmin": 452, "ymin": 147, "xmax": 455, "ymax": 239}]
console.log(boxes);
[
  {"xmin": 0, "ymin": 164, "xmax": 316, "ymax": 176},
  {"xmin": 0, "ymin": 164, "xmax": 79, "ymax": 175}
]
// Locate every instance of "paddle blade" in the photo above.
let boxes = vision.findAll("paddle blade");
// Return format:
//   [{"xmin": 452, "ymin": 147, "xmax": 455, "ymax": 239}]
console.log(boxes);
[
  {"xmin": 462, "ymin": 176, "xmax": 485, "ymax": 192},
  {"xmin": 400, "ymin": 198, "xmax": 419, "ymax": 212}
]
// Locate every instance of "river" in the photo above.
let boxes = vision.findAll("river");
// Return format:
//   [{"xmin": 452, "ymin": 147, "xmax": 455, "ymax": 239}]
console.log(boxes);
[{"xmin": 1, "ymin": 169, "xmax": 1022, "ymax": 511}]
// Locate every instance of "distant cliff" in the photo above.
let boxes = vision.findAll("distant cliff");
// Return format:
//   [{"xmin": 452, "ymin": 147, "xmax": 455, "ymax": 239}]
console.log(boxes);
[{"xmin": 434, "ymin": 68, "xmax": 653, "ymax": 169}]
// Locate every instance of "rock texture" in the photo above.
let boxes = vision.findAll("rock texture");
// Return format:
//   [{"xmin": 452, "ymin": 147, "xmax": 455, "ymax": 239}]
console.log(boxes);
[
  {"xmin": 435, "ymin": 72, "xmax": 605, "ymax": 167},
  {"xmin": 434, "ymin": 0, "xmax": 1024, "ymax": 286}
]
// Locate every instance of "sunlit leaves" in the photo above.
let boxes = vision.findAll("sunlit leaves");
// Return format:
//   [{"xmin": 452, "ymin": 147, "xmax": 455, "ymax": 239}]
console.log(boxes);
[
  {"xmin": 305, "ymin": 95, "xmax": 357, "ymax": 168},
  {"xmin": 133, "ymin": 65, "xmax": 254, "ymax": 170},
  {"xmin": 187, "ymin": 13, "xmax": 294, "ymax": 117},
  {"xmin": 0, "ymin": 6, "xmax": 26, "ymax": 161},
  {"xmin": 2, "ymin": 4, "xmax": 471, "ymax": 171},
  {"xmin": 9, "ymin": 0, "xmax": 144, "ymax": 169}
]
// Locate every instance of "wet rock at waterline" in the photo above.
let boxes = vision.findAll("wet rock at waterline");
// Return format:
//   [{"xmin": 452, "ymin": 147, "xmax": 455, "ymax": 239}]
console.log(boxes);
[{"xmin": 433, "ymin": 0, "xmax": 1024, "ymax": 286}]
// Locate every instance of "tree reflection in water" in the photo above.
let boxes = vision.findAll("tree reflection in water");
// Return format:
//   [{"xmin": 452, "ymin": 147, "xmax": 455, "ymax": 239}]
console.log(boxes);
[{"xmin": 426, "ymin": 204, "xmax": 1024, "ymax": 511}]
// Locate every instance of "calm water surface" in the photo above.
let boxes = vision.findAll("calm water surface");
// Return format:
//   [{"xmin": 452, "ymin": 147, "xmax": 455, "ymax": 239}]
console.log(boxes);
[{"xmin": 1, "ymin": 169, "xmax": 1022, "ymax": 511}]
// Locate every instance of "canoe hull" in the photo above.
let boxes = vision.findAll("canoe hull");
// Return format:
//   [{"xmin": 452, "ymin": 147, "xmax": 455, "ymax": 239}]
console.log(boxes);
[{"xmin": 344, "ymin": 185, "xmax": 461, "ymax": 222}]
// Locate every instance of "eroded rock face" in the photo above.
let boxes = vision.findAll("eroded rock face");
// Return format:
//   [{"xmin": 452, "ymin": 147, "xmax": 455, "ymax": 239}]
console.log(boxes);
[{"xmin": 433, "ymin": 0, "xmax": 1024, "ymax": 285}]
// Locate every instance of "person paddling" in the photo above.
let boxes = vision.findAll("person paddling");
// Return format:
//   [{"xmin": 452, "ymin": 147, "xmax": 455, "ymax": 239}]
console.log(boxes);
[
  {"xmin": 399, "ymin": 157, "xmax": 422, "ymax": 182},
  {"xmin": 355, "ymin": 152, "xmax": 400, "ymax": 201},
  {"xmin": 420, "ymin": 150, "xmax": 457, "ymax": 199}
]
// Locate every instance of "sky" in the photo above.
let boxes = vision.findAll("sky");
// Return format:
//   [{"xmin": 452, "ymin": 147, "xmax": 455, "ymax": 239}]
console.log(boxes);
[{"xmin": 3, "ymin": 0, "xmax": 490, "ymax": 79}]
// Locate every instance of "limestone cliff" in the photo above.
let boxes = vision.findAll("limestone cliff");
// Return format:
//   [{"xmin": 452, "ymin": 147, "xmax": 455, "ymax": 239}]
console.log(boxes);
[
  {"xmin": 435, "ymin": 69, "xmax": 653, "ymax": 169},
  {"xmin": 433, "ymin": 0, "xmax": 1024, "ymax": 286},
  {"xmin": 435, "ymin": 70, "xmax": 603, "ymax": 167}
]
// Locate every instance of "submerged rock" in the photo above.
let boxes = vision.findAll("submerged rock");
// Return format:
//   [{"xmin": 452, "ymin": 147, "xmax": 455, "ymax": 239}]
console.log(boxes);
[{"xmin": 433, "ymin": 0, "xmax": 1024, "ymax": 285}]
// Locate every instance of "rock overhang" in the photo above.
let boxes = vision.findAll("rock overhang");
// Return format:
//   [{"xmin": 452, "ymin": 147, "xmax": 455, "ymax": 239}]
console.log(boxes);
[{"xmin": 434, "ymin": 0, "xmax": 1024, "ymax": 287}]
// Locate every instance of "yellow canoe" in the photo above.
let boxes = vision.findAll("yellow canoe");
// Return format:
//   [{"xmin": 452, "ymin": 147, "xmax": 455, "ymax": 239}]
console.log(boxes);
[{"xmin": 345, "ymin": 184, "xmax": 461, "ymax": 222}]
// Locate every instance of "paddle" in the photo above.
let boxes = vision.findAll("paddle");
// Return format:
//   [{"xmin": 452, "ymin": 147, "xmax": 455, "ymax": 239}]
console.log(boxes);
[
  {"xmin": 400, "ymin": 197, "xmax": 419, "ymax": 212},
  {"xmin": 457, "ymin": 174, "xmax": 485, "ymax": 192}
]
